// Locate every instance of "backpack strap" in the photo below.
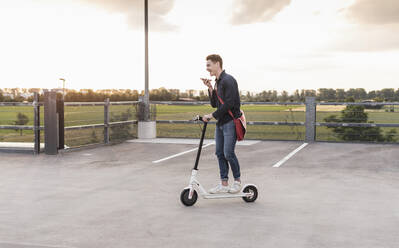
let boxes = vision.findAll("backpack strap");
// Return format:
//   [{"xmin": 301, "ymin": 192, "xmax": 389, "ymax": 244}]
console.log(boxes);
[{"xmin": 215, "ymin": 90, "xmax": 235, "ymax": 119}]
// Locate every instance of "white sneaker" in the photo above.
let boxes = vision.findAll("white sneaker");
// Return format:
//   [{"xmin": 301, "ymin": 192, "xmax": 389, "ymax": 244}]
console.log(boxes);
[
  {"xmin": 209, "ymin": 183, "xmax": 229, "ymax": 194},
  {"xmin": 228, "ymin": 181, "xmax": 242, "ymax": 194}
]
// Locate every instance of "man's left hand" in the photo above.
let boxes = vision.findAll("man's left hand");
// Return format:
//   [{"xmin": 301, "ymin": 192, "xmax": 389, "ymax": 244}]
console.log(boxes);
[{"xmin": 203, "ymin": 114, "xmax": 213, "ymax": 122}]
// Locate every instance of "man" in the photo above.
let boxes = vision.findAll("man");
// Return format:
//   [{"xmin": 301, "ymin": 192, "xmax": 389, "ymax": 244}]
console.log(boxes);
[{"xmin": 200, "ymin": 54, "xmax": 242, "ymax": 194}]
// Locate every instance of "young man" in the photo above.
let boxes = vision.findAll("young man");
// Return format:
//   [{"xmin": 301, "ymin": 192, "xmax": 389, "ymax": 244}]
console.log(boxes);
[{"xmin": 200, "ymin": 54, "xmax": 242, "ymax": 194}]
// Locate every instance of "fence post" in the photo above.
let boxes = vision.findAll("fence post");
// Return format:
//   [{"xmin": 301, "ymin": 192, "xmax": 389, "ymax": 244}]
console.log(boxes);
[
  {"xmin": 104, "ymin": 98, "xmax": 110, "ymax": 144},
  {"xmin": 33, "ymin": 92, "xmax": 40, "ymax": 154},
  {"xmin": 305, "ymin": 97, "xmax": 316, "ymax": 142},
  {"xmin": 44, "ymin": 91, "xmax": 58, "ymax": 155},
  {"xmin": 56, "ymin": 97, "xmax": 64, "ymax": 150}
]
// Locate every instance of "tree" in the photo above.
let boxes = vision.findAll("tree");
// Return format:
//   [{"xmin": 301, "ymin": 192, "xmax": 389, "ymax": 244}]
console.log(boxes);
[
  {"xmin": 324, "ymin": 105, "xmax": 397, "ymax": 142},
  {"xmin": 336, "ymin": 89, "xmax": 346, "ymax": 101},
  {"xmin": 368, "ymin": 90, "xmax": 377, "ymax": 100},
  {"xmin": 318, "ymin": 88, "xmax": 336, "ymax": 101},
  {"xmin": 380, "ymin": 88, "xmax": 395, "ymax": 101},
  {"xmin": 246, "ymin": 91, "xmax": 252, "ymax": 101},
  {"xmin": 293, "ymin": 89, "xmax": 302, "ymax": 102},
  {"xmin": 14, "ymin": 113, "xmax": 29, "ymax": 136},
  {"xmin": 280, "ymin": 91, "xmax": 289, "ymax": 102},
  {"xmin": 302, "ymin": 89, "xmax": 316, "ymax": 98},
  {"xmin": 271, "ymin": 90, "xmax": 278, "ymax": 101}
]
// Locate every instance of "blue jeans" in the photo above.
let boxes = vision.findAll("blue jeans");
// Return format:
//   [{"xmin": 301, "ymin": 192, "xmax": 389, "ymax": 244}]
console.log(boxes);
[{"xmin": 215, "ymin": 120, "xmax": 241, "ymax": 181}]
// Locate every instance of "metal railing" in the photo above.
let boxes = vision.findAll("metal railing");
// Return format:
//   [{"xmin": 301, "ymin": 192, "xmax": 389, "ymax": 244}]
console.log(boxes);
[
  {"xmin": 315, "ymin": 101, "xmax": 399, "ymax": 143},
  {"xmin": 59, "ymin": 98, "xmax": 399, "ymax": 147},
  {"xmin": 152, "ymin": 100, "xmax": 306, "ymax": 141},
  {"xmin": 2, "ymin": 95, "xmax": 399, "ymax": 154},
  {"xmin": 63, "ymin": 100, "xmax": 140, "ymax": 148},
  {"xmin": 0, "ymin": 93, "xmax": 43, "ymax": 154},
  {"xmin": 152, "ymin": 98, "xmax": 399, "ymax": 144}
]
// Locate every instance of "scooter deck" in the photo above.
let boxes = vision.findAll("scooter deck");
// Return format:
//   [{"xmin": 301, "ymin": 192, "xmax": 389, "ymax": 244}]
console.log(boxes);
[{"xmin": 202, "ymin": 192, "xmax": 250, "ymax": 199}]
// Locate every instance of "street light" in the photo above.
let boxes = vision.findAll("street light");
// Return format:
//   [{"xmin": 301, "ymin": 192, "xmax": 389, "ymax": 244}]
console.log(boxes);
[
  {"xmin": 137, "ymin": 0, "xmax": 155, "ymax": 139},
  {"xmin": 59, "ymin": 78, "xmax": 65, "ymax": 99},
  {"xmin": 144, "ymin": 0, "xmax": 149, "ymax": 121}
]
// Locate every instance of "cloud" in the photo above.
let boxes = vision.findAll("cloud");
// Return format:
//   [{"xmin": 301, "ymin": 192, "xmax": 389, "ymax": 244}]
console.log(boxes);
[
  {"xmin": 329, "ymin": 24, "xmax": 399, "ymax": 52},
  {"xmin": 81, "ymin": 0, "xmax": 177, "ymax": 31},
  {"xmin": 345, "ymin": 0, "xmax": 399, "ymax": 25},
  {"xmin": 230, "ymin": 0, "xmax": 291, "ymax": 25},
  {"xmin": 328, "ymin": 0, "xmax": 399, "ymax": 51}
]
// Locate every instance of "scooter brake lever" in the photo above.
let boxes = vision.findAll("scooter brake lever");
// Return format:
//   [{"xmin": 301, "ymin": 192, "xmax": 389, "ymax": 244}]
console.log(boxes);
[{"xmin": 191, "ymin": 115, "xmax": 201, "ymax": 122}]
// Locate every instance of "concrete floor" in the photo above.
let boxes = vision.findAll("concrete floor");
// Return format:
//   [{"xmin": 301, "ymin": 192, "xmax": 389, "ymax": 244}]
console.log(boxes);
[{"xmin": 0, "ymin": 140, "xmax": 398, "ymax": 248}]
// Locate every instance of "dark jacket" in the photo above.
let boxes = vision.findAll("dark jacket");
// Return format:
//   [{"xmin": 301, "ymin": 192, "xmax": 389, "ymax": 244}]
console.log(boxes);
[{"xmin": 209, "ymin": 70, "xmax": 241, "ymax": 126}]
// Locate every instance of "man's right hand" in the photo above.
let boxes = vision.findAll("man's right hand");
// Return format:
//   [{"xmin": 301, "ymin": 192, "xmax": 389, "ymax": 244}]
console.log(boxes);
[{"xmin": 201, "ymin": 78, "xmax": 213, "ymax": 90}]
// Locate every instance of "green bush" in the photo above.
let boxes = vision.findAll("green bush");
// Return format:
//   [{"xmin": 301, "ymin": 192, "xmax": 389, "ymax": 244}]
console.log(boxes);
[{"xmin": 324, "ymin": 105, "xmax": 397, "ymax": 142}]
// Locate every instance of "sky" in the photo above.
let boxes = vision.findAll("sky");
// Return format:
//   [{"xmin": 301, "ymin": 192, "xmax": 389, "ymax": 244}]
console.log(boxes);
[{"xmin": 0, "ymin": 0, "xmax": 398, "ymax": 93}]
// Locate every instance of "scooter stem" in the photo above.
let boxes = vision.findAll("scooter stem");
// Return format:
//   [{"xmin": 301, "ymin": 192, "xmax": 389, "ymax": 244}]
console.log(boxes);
[{"xmin": 193, "ymin": 121, "xmax": 207, "ymax": 170}]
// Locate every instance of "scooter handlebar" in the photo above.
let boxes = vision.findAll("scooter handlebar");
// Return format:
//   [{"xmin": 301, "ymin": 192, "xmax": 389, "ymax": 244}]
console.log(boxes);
[{"xmin": 192, "ymin": 115, "xmax": 210, "ymax": 122}]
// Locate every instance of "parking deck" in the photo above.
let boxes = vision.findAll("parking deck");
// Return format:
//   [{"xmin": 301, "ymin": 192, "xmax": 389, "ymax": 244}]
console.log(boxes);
[{"xmin": 0, "ymin": 139, "xmax": 398, "ymax": 248}]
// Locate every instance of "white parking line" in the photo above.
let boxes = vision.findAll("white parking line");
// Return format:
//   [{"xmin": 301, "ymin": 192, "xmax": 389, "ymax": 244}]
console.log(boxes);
[
  {"xmin": 152, "ymin": 142, "xmax": 215, "ymax": 164},
  {"xmin": 0, "ymin": 241, "xmax": 75, "ymax": 248},
  {"xmin": 272, "ymin": 143, "xmax": 308, "ymax": 168}
]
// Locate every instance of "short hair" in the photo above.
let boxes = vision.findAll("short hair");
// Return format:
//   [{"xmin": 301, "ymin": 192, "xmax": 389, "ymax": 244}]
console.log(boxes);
[{"xmin": 206, "ymin": 54, "xmax": 223, "ymax": 69}]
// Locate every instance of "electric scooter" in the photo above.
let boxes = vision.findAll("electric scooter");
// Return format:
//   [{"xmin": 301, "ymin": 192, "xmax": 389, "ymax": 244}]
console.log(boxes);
[{"xmin": 180, "ymin": 115, "xmax": 258, "ymax": 207}]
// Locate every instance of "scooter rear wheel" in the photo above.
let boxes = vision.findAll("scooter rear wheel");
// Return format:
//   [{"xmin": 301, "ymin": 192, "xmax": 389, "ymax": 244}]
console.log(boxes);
[
  {"xmin": 180, "ymin": 188, "xmax": 198, "ymax": 206},
  {"xmin": 242, "ymin": 185, "xmax": 258, "ymax": 203}
]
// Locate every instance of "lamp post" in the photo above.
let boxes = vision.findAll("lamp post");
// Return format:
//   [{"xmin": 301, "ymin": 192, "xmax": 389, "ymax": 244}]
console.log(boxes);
[
  {"xmin": 137, "ymin": 0, "xmax": 156, "ymax": 139},
  {"xmin": 144, "ymin": 0, "xmax": 149, "ymax": 121},
  {"xmin": 59, "ymin": 78, "xmax": 65, "ymax": 100}
]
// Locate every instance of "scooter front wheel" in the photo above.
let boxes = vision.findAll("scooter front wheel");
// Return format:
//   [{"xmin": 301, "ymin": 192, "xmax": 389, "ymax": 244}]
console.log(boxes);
[
  {"xmin": 242, "ymin": 185, "xmax": 258, "ymax": 203},
  {"xmin": 180, "ymin": 188, "xmax": 198, "ymax": 207}
]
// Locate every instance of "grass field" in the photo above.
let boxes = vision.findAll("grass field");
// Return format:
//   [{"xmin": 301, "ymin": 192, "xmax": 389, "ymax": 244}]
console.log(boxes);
[{"xmin": 1, "ymin": 103, "xmax": 399, "ymax": 147}]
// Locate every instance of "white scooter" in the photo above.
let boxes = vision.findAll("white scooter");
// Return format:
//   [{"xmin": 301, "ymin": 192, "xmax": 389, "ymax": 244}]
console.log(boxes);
[{"xmin": 180, "ymin": 115, "xmax": 258, "ymax": 207}]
